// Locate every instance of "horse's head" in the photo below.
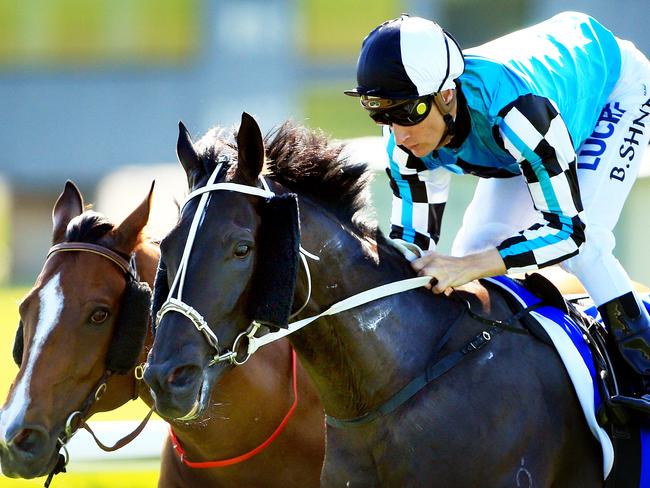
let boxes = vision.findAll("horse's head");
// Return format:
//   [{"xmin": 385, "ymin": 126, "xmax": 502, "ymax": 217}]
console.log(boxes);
[
  {"xmin": 144, "ymin": 113, "xmax": 301, "ymax": 421},
  {"xmin": 0, "ymin": 181, "xmax": 154, "ymax": 479}
]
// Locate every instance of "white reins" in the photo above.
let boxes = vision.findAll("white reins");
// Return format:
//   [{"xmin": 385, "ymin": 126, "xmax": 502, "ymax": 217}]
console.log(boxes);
[{"xmin": 156, "ymin": 159, "xmax": 429, "ymax": 366}]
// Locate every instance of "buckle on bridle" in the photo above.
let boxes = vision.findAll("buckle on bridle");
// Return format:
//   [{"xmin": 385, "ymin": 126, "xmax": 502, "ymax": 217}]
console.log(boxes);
[
  {"xmin": 94, "ymin": 382, "xmax": 107, "ymax": 401},
  {"xmin": 63, "ymin": 411, "xmax": 83, "ymax": 440},
  {"xmin": 230, "ymin": 321, "xmax": 263, "ymax": 366}
]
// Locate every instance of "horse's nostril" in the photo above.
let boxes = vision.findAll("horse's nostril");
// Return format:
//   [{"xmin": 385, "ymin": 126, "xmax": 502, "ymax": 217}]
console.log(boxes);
[
  {"xmin": 167, "ymin": 365, "xmax": 201, "ymax": 389},
  {"xmin": 10, "ymin": 425, "xmax": 49, "ymax": 455}
]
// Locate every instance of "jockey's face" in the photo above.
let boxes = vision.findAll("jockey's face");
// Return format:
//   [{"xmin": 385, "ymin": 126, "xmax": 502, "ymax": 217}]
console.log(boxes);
[{"xmin": 391, "ymin": 89, "xmax": 455, "ymax": 157}]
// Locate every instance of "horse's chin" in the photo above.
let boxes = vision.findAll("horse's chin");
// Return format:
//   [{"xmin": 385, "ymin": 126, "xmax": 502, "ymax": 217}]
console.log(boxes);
[
  {"xmin": 175, "ymin": 399, "xmax": 203, "ymax": 422},
  {"xmin": 153, "ymin": 368, "xmax": 214, "ymax": 422},
  {"xmin": 0, "ymin": 444, "xmax": 59, "ymax": 480}
]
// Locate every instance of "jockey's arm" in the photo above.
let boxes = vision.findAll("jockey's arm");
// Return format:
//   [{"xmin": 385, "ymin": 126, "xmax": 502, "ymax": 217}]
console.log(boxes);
[
  {"xmin": 413, "ymin": 248, "xmax": 506, "ymax": 293},
  {"xmin": 495, "ymin": 95, "xmax": 586, "ymax": 273},
  {"xmin": 413, "ymin": 95, "xmax": 586, "ymax": 293},
  {"xmin": 384, "ymin": 126, "xmax": 450, "ymax": 258}
]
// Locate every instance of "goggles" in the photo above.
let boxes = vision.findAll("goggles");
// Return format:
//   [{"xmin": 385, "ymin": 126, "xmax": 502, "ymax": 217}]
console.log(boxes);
[{"xmin": 361, "ymin": 95, "xmax": 434, "ymax": 126}]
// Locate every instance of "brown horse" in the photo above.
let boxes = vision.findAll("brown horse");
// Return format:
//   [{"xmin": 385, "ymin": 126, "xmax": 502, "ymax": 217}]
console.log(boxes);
[{"xmin": 0, "ymin": 181, "xmax": 324, "ymax": 487}]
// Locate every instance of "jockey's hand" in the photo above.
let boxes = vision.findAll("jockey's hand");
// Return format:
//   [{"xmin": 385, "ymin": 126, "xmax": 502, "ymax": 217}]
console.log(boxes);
[{"xmin": 411, "ymin": 248, "xmax": 507, "ymax": 294}]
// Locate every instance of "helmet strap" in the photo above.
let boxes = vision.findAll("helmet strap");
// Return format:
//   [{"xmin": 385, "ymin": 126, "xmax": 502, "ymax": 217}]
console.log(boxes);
[
  {"xmin": 442, "ymin": 114, "xmax": 457, "ymax": 137},
  {"xmin": 433, "ymin": 92, "xmax": 457, "ymax": 138}
]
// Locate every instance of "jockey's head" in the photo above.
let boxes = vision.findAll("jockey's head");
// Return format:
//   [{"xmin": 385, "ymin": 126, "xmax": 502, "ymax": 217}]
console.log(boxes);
[{"xmin": 345, "ymin": 15, "xmax": 465, "ymax": 153}]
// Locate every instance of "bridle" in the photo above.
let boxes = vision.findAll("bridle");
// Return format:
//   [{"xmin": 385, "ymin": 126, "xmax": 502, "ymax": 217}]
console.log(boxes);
[
  {"xmin": 41, "ymin": 241, "xmax": 153, "ymax": 487},
  {"xmin": 156, "ymin": 156, "xmax": 278, "ymax": 366},
  {"xmin": 155, "ymin": 157, "xmax": 431, "ymax": 367},
  {"xmin": 152, "ymin": 155, "xmax": 541, "ymax": 433},
  {"xmin": 47, "ymin": 242, "xmax": 137, "ymax": 278}
]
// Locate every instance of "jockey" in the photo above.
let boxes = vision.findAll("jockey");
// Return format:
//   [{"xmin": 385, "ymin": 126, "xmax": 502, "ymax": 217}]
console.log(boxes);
[{"xmin": 345, "ymin": 12, "xmax": 650, "ymax": 410}]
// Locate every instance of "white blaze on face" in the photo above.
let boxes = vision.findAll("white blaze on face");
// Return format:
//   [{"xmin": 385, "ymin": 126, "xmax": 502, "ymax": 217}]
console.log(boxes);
[{"xmin": 0, "ymin": 274, "xmax": 64, "ymax": 442}]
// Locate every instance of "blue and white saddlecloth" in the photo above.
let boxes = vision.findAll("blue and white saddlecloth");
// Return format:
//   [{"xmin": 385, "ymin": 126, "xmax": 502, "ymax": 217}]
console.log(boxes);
[{"xmin": 486, "ymin": 276, "xmax": 650, "ymax": 481}]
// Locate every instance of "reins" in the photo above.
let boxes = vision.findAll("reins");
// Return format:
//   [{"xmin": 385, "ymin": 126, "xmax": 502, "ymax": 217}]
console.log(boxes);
[
  {"xmin": 81, "ymin": 406, "xmax": 156, "ymax": 453},
  {"xmin": 44, "ymin": 371, "xmax": 154, "ymax": 488},
  {"xmin": 155, "ymin": 160, "xmax": 435, "ymax": 364},
  {"xmin": 169, "ymin": 349, "xmax": 299, "ymax": 468},
  {"xmin": 155, "ymin": 160, "xmax": 539, "ymax": 364},
  {"xmin": 44, "ymin": 371, "xmax": 111, "ymax": 487}
]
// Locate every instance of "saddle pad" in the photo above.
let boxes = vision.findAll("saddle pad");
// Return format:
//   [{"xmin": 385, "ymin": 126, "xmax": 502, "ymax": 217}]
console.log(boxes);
[
  {"xmin": 581, "ymin": 296, "xmax": 650, "ymax": 487},
  {"xmin": 485, "ymin": 276, "xmax": 615, "ymax": 479}
]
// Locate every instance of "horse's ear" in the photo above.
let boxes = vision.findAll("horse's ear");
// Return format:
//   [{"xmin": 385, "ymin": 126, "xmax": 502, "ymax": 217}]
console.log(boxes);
[
  {"xmin": 52, "ymin": 180, "xmax": 84, "ymax": 244},
  {"xmin": 112, "ymin": 181, "xmax": 154, "ymax": 254},
  {"xmin": 235, "ymin": 112, "xmax": 264, "ymax": 184},
  {"xmin": 177, "ymin": 121, "xmax": 202, "ymax": 189}
]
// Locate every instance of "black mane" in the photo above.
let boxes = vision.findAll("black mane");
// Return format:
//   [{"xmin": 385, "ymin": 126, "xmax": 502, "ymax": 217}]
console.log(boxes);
[
  {"xmin": 195, "ymin": 120, "xmax": 375, "ymax": 232},
  {"xmin": 265, "ymin": 122, "xmax": 373, "ymax": 227}
]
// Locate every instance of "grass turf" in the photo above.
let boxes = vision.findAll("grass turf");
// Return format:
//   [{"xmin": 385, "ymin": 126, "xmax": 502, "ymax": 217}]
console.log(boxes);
[{"xmin": 0, "ymin": 468, "xmax": 159, "ymax": 487}]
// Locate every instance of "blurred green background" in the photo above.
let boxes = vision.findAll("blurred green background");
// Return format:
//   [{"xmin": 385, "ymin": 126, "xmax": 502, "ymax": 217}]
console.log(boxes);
[{"xmin": 0, "ymin": 0, "xmax": 648, "ymax": 486}]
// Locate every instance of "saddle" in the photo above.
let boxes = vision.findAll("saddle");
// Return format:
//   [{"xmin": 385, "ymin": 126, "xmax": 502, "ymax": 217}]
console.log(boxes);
[
  {"xmin": 494, "ymin": 272, "xmax": 632, "ymax": 422},
  {"xmin": 487, "ymin": 272, "xmax": 648, "ymax": 488}
]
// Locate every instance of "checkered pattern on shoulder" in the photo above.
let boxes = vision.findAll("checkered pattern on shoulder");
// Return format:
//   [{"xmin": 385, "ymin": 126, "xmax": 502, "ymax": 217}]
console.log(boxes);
[
  {"xmin": 384, "ymin": 129, "xmax": 450, "ymax": 252},
  {"xmin": 496, "ymin": 94, "xmax": 586, "ymax": 272}
]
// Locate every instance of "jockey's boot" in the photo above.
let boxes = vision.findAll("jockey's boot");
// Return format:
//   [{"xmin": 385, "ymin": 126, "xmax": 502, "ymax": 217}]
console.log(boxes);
[{"xmin": 599, "ymin": 292, "xmax": 650, "ymax": 414}]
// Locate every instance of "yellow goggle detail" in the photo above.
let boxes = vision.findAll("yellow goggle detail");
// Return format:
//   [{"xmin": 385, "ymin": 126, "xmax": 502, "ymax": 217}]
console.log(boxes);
[{"xmin": 415, "ymin": 102, "xmax": 427, "ymax": 116}]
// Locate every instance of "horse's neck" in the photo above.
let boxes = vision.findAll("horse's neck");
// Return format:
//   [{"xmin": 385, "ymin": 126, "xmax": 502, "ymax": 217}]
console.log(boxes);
[
  {"xmin": 292, "ymin": 199, "xmax": 461, "ymax": 419},
  {"xmin": 133, "ymin": 239, "xmax": 160, "ymax": 286}
]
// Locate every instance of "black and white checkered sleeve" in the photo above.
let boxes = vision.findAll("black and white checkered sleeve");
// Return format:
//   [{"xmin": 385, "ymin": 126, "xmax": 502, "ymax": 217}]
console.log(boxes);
[
  {"xmin": 384, "ymin": 128, "xmax": 450, "ymax": 252},
  {"xmin": 495, "ymin": 94, "xmax": 586, "ymax": 273}
]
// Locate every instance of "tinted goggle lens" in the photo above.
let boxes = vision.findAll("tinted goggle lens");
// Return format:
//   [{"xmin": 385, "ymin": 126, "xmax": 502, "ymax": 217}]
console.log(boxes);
[{"xmin": 365, "ymin": 96, "xmax": 433, "ymax": 126}]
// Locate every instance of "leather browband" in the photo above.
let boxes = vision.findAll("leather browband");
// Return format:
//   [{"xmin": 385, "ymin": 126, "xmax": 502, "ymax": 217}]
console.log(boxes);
[{"xmin": 47, "ymin": 242, "xmax": 132, "ymax": 275}]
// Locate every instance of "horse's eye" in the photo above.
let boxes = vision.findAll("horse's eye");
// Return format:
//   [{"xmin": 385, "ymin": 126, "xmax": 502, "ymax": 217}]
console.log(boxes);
[
  {"xmin": 90, "ymin": 309, "xmax": 109, "ymax": 325},
  {"xmin": 234, "ymin": 243, "xmax": 251, "ymax": 258}
]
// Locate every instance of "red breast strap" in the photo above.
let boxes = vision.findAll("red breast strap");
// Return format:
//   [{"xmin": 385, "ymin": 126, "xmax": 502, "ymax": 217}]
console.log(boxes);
[{"xmin": 169, "ymin": 348, "xmax": 299, "ymax": 468}]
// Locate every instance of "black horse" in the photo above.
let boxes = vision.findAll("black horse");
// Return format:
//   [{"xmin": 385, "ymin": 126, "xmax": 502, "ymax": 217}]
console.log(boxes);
[{"xmin": 144, "ymin": 113, "xmax": 602, "ymax": 487}]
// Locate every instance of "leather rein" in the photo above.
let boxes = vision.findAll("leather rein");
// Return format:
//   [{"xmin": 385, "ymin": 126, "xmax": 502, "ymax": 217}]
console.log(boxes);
[{"xmin": 155, "ymin": 159, "xmax": 432, "ymax": 367}]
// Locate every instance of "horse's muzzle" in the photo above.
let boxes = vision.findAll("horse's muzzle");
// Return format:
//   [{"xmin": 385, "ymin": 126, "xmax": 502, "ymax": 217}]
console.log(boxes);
[
  {"xmin": 0, "ymin": 421, "xmax": 58, "ymax": 479},
  {"xmin": 143, "ymin": 359, "xmax": 205, "ymax": 420}
]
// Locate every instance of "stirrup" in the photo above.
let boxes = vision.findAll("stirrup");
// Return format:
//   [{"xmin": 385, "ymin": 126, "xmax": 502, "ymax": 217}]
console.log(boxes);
[
  {"xmin": 599, "ymin": 294, "xmax": 650, "ymax": 375},
  {"xmin": 610, "ymin": 393, "xmax": 650, "ymax": 416}
]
